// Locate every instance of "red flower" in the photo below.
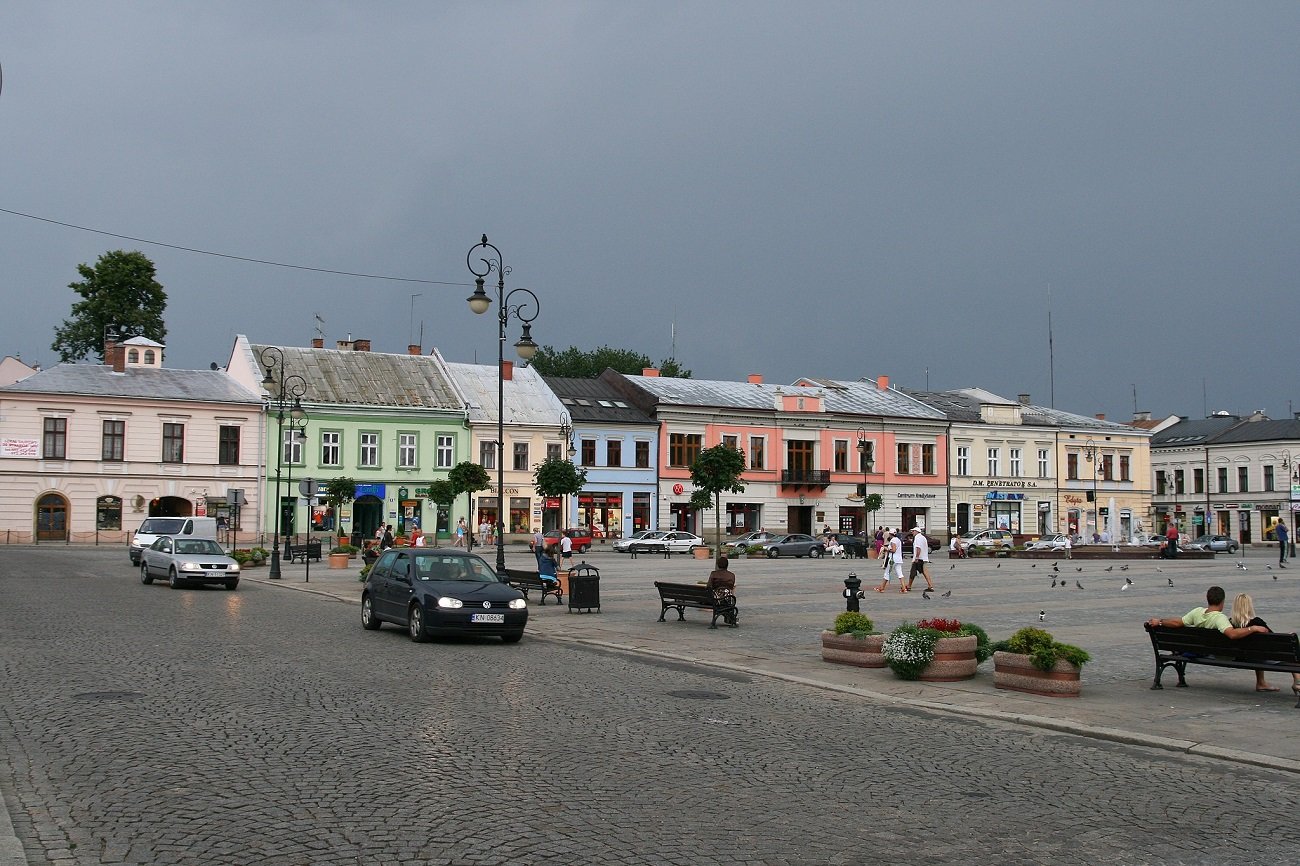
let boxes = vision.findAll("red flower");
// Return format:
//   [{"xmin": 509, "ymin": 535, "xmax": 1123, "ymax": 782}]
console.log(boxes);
[{"xmin": 916, "ymin": 617, "xmax": 962, "ymax": 633}]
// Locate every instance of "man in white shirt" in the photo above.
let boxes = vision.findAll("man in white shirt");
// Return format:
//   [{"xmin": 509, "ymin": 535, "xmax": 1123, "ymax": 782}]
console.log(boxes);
[
  {"xmin": 560, "ymin": 532, "xmax": 573, "ymax": 567},
  {"xmin": 906, "ymin": 528, "xmax": 935, "ymax": 592}
]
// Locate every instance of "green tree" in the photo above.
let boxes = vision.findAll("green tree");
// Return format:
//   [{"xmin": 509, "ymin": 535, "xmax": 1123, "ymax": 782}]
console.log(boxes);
[
  {"xmin": 50, "ymin": 250, "xmax": 168, "ymax": 362},
  {"xmin": 423, "ymin": 480, "xmax": 459, "ymax": 547},
  {"xmin": 690, "ymin": 444, "xmax": 746, "ymax": 552},
  {"xmin": 863, "ymin": 493, "xmax": 883, "ymax": 535},
  {"xmin": 533, "ymin": 456, "xmax": 587, "ymax": 528},
  {"xmin": 322, "ymin": 477, "xmax": 356, "ymax": 537},
  {"xmin": 529, "ymin": 344, "xmax": 690, "ymax": 379},
  {"xmin": 447, "ymin": 461, "xmax": 491, "ymax": 539}
]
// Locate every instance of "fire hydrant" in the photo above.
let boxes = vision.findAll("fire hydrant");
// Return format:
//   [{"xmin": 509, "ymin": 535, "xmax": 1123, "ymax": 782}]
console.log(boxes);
[{"xmin": 843, "ymin": 572, "xmax": 864, "ymax": 612}]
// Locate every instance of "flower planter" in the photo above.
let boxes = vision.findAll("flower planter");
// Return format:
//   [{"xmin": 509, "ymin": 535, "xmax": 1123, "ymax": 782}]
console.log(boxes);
[
  {"xmin": 821, "ymin": 631, "xmax": 885, "ymax": 667},
  {"xmin": 920, "ymin": 634, "xmax": 979, "ymax": 682},
  {"xmin": 692, "ymin": 547, "xmax": 712, "ymax": 560},
  {"xmin": 993, "ymin": 651, "xmax": 1082, "ymax": 697},
  {"xmin": 328, "ymin": 552, "xmax": 350, "ymax": 569}
]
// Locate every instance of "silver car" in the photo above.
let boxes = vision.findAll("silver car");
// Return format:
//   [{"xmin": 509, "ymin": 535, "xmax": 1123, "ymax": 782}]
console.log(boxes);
[
  {"xmin": 630, "ymin": 531, "xmax": 706, "ymax": 554},
  {"xmin": 613, "ymin": 530, "xmax": 667, "ymax": 553},
  {"xmin": 140, "ymin": 536, "xmax": 240, "ymax": 590},
  {"xmin": 723, "ymin": 531, "xmax": 776, "ymax": 554}
]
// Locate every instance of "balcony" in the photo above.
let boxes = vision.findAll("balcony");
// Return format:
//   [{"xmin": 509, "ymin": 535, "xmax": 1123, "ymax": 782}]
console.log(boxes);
[{"xmin": 781, "ymin": 469, "xmax": 830, "ymax": 489}]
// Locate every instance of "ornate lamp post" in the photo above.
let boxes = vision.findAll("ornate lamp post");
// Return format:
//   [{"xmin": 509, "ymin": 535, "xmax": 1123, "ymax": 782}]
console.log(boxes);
[
  {"xmin": 1083, "ymin": 438, "xmax": 1100, "ymax": 542},
  {"xmin": 559, "ymin": 412, "xmax": 577, "ymax": 530},
  {"xmin": 1282, "ymin": 450, "xmax": 1297, "ymax": 557},
  {"xmin": 467, "ymin": 234, "xmax": 540, "ymax": 573},
  {"xmin": 855, "ymin": 427, "xmax": 872, "ymax": 536},
  {"xmin": 259, "ymin": 347, "xmax": 307, "ymax": 580}
]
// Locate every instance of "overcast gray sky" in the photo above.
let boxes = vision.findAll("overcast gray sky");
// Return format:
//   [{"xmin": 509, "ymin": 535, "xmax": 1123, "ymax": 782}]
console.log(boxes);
[{"xmin": 3, "ymin": 2, "xmax": 1296, "ymax": 423}]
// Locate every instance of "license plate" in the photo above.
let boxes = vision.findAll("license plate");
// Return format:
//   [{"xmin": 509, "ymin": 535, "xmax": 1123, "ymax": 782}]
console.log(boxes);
[{"xmin": 470, "ymin": 613, "xmax": 504, "ymax": 624}]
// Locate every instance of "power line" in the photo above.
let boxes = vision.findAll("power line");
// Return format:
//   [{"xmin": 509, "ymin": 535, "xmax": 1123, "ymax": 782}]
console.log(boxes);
[{"xmin": 0, "ymin": 206, "xmax": 469, "ymax": 287}]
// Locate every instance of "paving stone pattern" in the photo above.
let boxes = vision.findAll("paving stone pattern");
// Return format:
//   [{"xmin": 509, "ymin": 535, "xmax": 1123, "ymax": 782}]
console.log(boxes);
[{"xmin": 0, "ymin": 547, "xmax": 1297, "ymax": 865}]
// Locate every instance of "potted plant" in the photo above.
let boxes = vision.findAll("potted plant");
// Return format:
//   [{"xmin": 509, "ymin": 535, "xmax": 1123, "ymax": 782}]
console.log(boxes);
[
  {"xmin": 250, "ymin": 547, "xmax": 268, "ymax": 566},
  {"xmin": 744, "ymin": 544, "xmax": 767, "ymax": 559},
  {"xmin": 692, "ymin": 545, "xmax": 713, "ymax": 560},
  {"xmin": 821, "ymin": 611, "xmax": 884, "ymax": 667},
  {"xmin": 328, "ymin": 543, "xmax": 355, "ymax": 569},
  {"xmin": 992, "ymin": 627, "xmax": 1089, "ymax": 697},
  {"xmin": 882, "ymin": 617, "xmax": 992, "ymax": 681}
]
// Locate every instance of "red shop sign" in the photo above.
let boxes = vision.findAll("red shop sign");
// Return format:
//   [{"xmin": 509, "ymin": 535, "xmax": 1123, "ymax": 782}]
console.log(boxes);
[{"xmin": 672, "ymin": 483, "xmax": 684, "ymax": 495}]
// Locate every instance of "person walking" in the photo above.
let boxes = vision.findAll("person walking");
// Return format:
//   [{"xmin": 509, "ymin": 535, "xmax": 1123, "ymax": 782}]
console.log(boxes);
[
  {"xmin": 559, "ymin": 531, "xmax": 574, "ymax": 568},
  {"xmin": 478, "ymin": 519, "xmax": 490, "ymax": 547},
  {"xmin": 1275, "ymin": 518, "xmax": 1289, "ymax": 568},
  {"xmin": 874, "ymin": 530, "xmax": 906, "ymax": 593},
  {"xmin": 380, "ymin": 524, "xmax": 394, "ymax": 550},
  {"xmin": 454, "ymin": 518, "xmax": 466, "ymax": 548},
  {"xmin": 1165, "ymin": 519, "xmax": 1179, "ymax": 559},
  {"xmin": 906, "ymin": 527, "xmax": 936, "ymax": 592},
  {"xmin": 532, "ymin": 529, "xmax": 546, "ymax": 568}
]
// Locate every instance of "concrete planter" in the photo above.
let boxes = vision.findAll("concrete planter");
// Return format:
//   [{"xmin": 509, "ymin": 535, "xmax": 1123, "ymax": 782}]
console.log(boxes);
[
  {"xmin": 920, "ymin": 634, "xmax": 979, "ymax": 682},
  {"xmin": 821, "ymin": 631, "xmax": 886, "ymax": 668},
  {"xmin": 693, "ymin": 547, "xmax": 712, "ymax": 560},
  {"xmin": 328, "ymin": 552, "xmax": 350, "ymax": 569},
  {"xmin": 993, "ymin": 651, "xmax": 1082, "ymax": 697}
]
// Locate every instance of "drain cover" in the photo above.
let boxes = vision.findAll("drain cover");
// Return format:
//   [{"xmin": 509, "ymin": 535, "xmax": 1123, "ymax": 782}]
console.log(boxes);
[
  {"xmin": 667, "ymin": 689, "xmax": 730, "ymax": 700},
  {"xmin": 73, "ymin": 691, "xmax": 145, "ymax": 701}
]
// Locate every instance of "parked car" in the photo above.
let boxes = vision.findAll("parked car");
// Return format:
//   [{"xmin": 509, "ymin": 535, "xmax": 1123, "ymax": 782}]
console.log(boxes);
[
  {"xmin": 129, "ymin": 515, "xmax": 219, "ymax": 565},
  {"xmin": 627, "ymin": 531, "xmax": 706, "ymax": 554},
  {"xmin": 361, "ymin": 548, "xmax": 527, "ymax": 643},
  {"xmin": 543, "ymin": 527, "xmax": 593, "ymax": 553},
  {"xmin": 828, "ymin": 533, "xmax": 871, "ymax": 558},
  {"xmin": 613, "ymin": 530, "xmax": 667, "ymax": 553},
  {"xmin": 1130, "ymin": 533, "xmax": 1163, "ymax": 547},
  {"xmin": 958, "ymin": 529, "xmax": 1014, "ymax": 549},
  {"xmin": 139, "ymin": 536, "xmax": 240, "ymax": 590},
  {"xmin": 722, "ymin": 531, "xmax": 777, "ymax": 554},
  {"xmin": 761, "ymin": 533, "xmax": 826, "ymax": 558},
  {"xmin": 1025, "ymin": 533, "xmax": 1070, "ymax": 551},
  {"xmin": 1188, "ymin": 534, "xmax": 1240, "ymax": 553}
]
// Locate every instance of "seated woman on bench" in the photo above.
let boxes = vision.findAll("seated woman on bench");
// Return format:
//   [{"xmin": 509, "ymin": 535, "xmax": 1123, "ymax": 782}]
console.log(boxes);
[
  {"xmin": 538, "ymin": 544, "xmax": 560, "ymax": 586},
  {"xmin": 705, "ymin": 556, "xmax": 736, "ymax": 600}
]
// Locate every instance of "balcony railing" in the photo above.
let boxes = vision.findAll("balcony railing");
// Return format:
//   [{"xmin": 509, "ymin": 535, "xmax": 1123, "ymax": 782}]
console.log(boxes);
[{"xmin": 781, "ymin": 469, "xmax": 830, "ymax": 488}]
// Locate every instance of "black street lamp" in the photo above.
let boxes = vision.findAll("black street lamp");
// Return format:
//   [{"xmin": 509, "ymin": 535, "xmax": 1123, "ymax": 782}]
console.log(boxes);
[
  {"xmin": 259, "ymin": 346, "xmax": 307, "ymax": 580},
  {"xmin": 559, "ymin": 412, "xmax": 577, "ymax": 530},
  {"xmin": 1083, "ymin": 438, "xmax": 1100, "ymax": 542},
  {"xmin": 855, "ymin": 427, "xmax": 872, "ymax": 537},
  {"xmin": 467, "ymin": 234, "xmax": 540, "ymax": 573},
  {"xmin": 1282, "ymin": 450, "xmax": 1297, "ymax": 557}
]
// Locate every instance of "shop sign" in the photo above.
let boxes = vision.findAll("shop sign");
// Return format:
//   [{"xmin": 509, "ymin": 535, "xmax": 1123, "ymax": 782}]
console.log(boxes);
[
  {"xmin": 971, "ymin": 480, "xmax": 1039, "ymax": 488},
  {"xmin": 355, "ymin": 483, "xmax": 386, "ymax": 499},
  {"xmin": 897, "ymin": 492, "xmax": 937, "ymax": 499},
  {"xmin": 544, "ymin": 497, "xmax": 561, "ymax": 508},
  {"xmin": 985, "ymin": 491, "xmax": 1025, "ymax": 500},
  {"xmin": 672, "ymin": 483, "xmax": 684, "ymax": 495}
]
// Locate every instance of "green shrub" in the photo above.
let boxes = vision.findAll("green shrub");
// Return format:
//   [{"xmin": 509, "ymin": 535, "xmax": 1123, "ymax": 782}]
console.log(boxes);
[
  {"xmin": 832, "ymin": 611, "xmax": 875, "ymax": 637},
  {"xmin": 1001, "ymin": 626, "xmax": 1090, "ymax": 671},
  {"xmin": 883, "ymin": 618, "xmax": 992, "ymax": 680},
  {"xmin": 331, "ymin": 544, "xmax": 358, "ymax": 554}
]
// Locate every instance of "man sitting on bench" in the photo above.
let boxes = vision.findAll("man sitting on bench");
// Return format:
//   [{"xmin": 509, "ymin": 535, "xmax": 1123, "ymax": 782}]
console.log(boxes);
[
  {"xmin": 1146, "ymin": 585, "xmax": 1268, "ymax": 640},
  {"xmin": 704, "ymin": 556, "xmax": 736, "ymax": 600}
]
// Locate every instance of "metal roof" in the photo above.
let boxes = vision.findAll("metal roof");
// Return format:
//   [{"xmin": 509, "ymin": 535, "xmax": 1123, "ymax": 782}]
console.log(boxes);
[
  {"xmin": 614, "ymin": 374, "xmax": 945, "ymax": 420},
  {"xmin": 0, "ymin": 363, "xmax": 262, "ymax": 404},
  {"xmin": 444, "ymin": 362, "xmax": 567, "ymax": 425},
  {"xmin": 543, "ymin": 376, "xmax": 657, "ymax": 425},
  {"xmin": 1191, "ymin": 418, "xmax": 1300, "ymax": 446},
  {"xmin": 249, "ymin": 344, "xmax": 463, "ymax": 410},
  {"xmin": 1151, "ymin": 416, "xmax": 1244, "ymax": 446}
]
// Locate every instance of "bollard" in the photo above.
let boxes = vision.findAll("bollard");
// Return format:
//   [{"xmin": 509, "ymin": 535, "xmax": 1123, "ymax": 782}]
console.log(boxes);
[{"xmin": 842, "ymin": 571, "xmax": 864, "ymax": 612}]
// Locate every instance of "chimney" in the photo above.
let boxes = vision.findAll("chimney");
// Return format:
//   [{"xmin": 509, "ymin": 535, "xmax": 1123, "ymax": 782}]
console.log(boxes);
[
  {"xmin": 642, "ymin": 367, "xmax": 660, "ymax": 377},
  {"xmin": 501, "ymin": 360, "xmax": 513, "ymax": 381},
  {"xmin": 876, "ymin": 375, "xmax": 889, "ymax": 390},
  {"xmin": 336, "ymin": 339, "xmax": 354, "ymax": 351},
  {"xmin": 408, "ymin": 344, "xmax": 421, "ymax": 355},
  {"xmin": 104, "ymin": 334, "xmax": 125, "ymax": 372},
  {"xmin": 747, "ymin": 373, "xmax": 763, "ymax": 385},
  {"xmin": 1095, "ymin": 413, "xmax": 1106, "ymax": 421},
  {"xmin": 1018, "ymin": 393, "xmax": 1030, "ymax": 405},
  {"xmin": 353, "ymin": 339, "xmax": 371, "ymax": 352},
  {"xmin": 311, "ymin": 338, "xmax": 324, "ymax": 349}
]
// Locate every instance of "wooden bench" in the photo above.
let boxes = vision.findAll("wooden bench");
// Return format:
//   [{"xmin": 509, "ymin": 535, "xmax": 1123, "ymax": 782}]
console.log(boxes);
[
  {"xmin": 654, "ymin": 581, "xmax": 738, "ymax": 629},
  {"xmin": 502, "ymin": 568, "xmax": 563, "ymax": 606},
  {"xmin": 284, "ymin": 541, "xmax": 322, "ymax": 563},
  {"xmin": 1144, "ymin": 624, "xmax": 1300, "ymax": 706}
]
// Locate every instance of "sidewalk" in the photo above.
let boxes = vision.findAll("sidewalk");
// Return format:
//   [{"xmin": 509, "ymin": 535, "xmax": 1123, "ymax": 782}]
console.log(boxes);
[{"xmin": 247, "ymin": 547, "xmax": 1300, "ymax": 774}]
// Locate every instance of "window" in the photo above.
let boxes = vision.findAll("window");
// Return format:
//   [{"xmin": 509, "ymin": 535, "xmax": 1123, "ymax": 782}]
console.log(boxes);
[
  {"xmin": 788, "ymin": 440, "xmax": 814, "ymax": 472},
  {"xmin": 1264, "ymin": 465, "xmax": 1275, "ymax": 492},
  {"xmin": 921, "ymin": 444, "xmax": 935, "ymax": 475},
  {"xmin": 96, "ymin": 495, "xmax": 122, "ymax": 530},
  {"xmin": 102, "ymin": 419, "xmax": 125, "ymax": 462},
  {"xmin": 1173, "ymin": 469, "xmax": 1184, "ymax": 494},
  {"xmin": 143, "ymin": 349, "xmax": 155, "ymax": 364},
  {"xmin": 1038, "ymin": 449, "xmax": 1050, "ymax": 478},
  {"xmin": 607, "ymin": 439, "xmax": 621, "ymax": 467},
  {"xmin": 635, "ymin": 440, "xmax": 650, "ymax": 469},
  {"xmin": 669, "ymin": 433, "xmax": 702, "ymax": 468},
  {"xmin": 749, "ymin": 436, "xmax": 764, "ymax": 470},
  {"xmin": 858, "ymin": 441, "xmax": 874, "ymax": 473},
  {"xmin": 986, "ymin": 447, "xmax": 1000, "ymax": 477},
  {"xmin": 1120, "ymin": 455, "xmax": 1131, "ymax": 482},
  {"xmin": 1067, "ymin": 453, "xmax": 1079, "ymax": 481},
  {"xmin": 1102, "ymin": 455, "xmax": 1114, "ymax": 482},
  {"xmin": 833, "ymin": 440, "xmax": 848, "ymax": 473},
  {"xmin": 282, "ymin": 427, "xmax": 303, "ymax": 465},
  {"xmin": 479, "ymin": 440, "xmax": 496, "ymax": 470},
  {"xmin": 581, "ymin": 439, "xmax": 596, "ymax": 466},
  {"xmin": 722, "ymin": 434, "xmax": 738, "ymax": 451},
  {"xmin": 398, "ymin": 433, "xmax": 417, "ymax": 469},
  {"xmin": 360, "ymin": 432, "xmax": 379, "ymax": 468},
  {"xmin": 896, "ymin": 443, "xmax": 909, "ymax": 474},
  {"xmin": 162, "ymin": 423, "xmax": 184, "ymax": 463},
  {"xmin": 321, "ymin": 431, "xmax": 340, "ymax": 466},
  {"xmin": 43, "ymin": 418, "xmax": 67, "ymax": 459},
  {"xmin": 127, "ymin": 349, "xmax": 139, "ymax": 363},
  {"xmin": 513, "ymin": 442, "xmax": 529, "ymax": 471},
  {"xmin": 1217, "ymin": 467, "xmax": 1228, "ymax": 494},
  {"xmin": 1009, "ymin": 448, "xmax": 1022, "ymax": 478},
  {"xmin": 436, "ymin": 434, "xmax": 454, "ymax": 469},
  {"xmin": 956, "ymin": 446, "xmax": 969, "ymax": 476},
  {"xmin": 1193, "ymin": 467, "xmax": 1204, "ymax": 494},
  {"xmin": 218, "ymin": 425, "xmax": 239, "ymax": 465},
  {"xmin": 1238, "ymin": 466, "xmax": 1249, "ymax": 493},
  {"xmin": 1156, "ymin": 470, "xmax": 1167, "ymax": 496},
  {"xmin": 546, "ymin": 443, "xmax": 561, "ymax": 461}
]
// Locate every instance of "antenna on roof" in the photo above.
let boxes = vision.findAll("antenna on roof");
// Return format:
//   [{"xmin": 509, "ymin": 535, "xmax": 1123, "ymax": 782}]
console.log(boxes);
[
  {"xmin": 313, "ymin": 313, "xmax": 325, "ymax": 342},
  {"xmin": 1047, "ymin": 283, "xmax": 1055, "ymax": 409}
]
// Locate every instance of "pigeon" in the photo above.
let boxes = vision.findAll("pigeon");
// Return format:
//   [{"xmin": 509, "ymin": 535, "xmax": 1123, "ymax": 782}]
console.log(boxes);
[
  {"xmin": 922, "ymin": 590, "xmax": 932, "ymax": 600},
  {"xmin": 996, "ymin": 563, "xmax": 1001, "ymax": 568},
  {"xmin": 1267, "ymin": 565, "xmax": 1272, "ymax": 571},
  {"xmin": 1121, "ymin": 582, "xmax": 1129, "ymax": 591},
  {"xmin": 1125, "ymin": 577, "xmax": 1133, "ymax": 586},
  {"xmin": 1274, "ymin": 573, "xmax": 1278, "ymax": 580},
  {"xmin": 1076, "ymin": 580, "xmax": 1084, "ymax": 589},
  {"xmin": 1052, "ymin": 564, "xmax": 1060, "ymax": 572},
  {"xmin": 941, "ymin": 590, "xmax": 952, "ymax": 598},
  {"xmin": 1076, "ymin": 567, "xmax": 1083, "ymax": 572},
  {"xmin": 949, "ymin": 564, "xmax": 956, "ymax": 570},
  {"xmin": 1039, "ymin": 610, "xmax": 1046, "ymax": 622},
  {"xmin": 1236, "ymin": 562, "xmax": 1247, "ymax": 570},
  {"xmin": 1155, "ymin": 566, "xmax": 1164, "ymax": 573},
  {"xmin": 1031, "ymin": 563, "xmax": 1037, "ymax": 568},
  {"xmin": 1120, "ymin": 565, "xmax": 1129, "ymax": 571},
  {"xmin": 1051, "ymin": 578, "xmax": 1057, "ymax": 588},
  {"xmin": 1167, "ymin": 577, "xmax": 1174, "ymax": 587},
  {"xmin": 1105, "ymin": 566, "xmax": 1113, "ymax": 572}
]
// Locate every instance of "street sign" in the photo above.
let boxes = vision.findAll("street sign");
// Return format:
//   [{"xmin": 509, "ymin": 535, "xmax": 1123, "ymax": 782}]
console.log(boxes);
[
  {"xmin": 227, "ymin": 488, "xmax": 246, "ymax": 506},
  {"xmin": 298, "ymin": 478, "xmax": 319, "ymax": 497}
]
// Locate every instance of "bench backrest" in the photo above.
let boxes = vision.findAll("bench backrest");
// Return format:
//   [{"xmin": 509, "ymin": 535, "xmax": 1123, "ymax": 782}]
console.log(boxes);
[
  {"xmin": 501, "ymin": 568, "xmax": 542, "ymax": 585},
  {"xmin": 655, "ymin": 581, "xmax": 718, "ymax": 603},
  {"xmin": 1145, "ymin": 624, "xmax": 1300, "ymax": 663}
]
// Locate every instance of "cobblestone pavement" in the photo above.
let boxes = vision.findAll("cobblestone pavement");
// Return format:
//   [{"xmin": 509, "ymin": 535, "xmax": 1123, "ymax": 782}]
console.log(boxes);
[{"xmin": 1, "ymin": 546, "xmax": 1298, "ymax": 865}]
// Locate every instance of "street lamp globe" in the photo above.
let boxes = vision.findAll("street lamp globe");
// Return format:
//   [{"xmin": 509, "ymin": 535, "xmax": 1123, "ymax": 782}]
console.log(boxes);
[{"xmin": 467, "ymin": 278, "xmax": 491, "ymax": 315}]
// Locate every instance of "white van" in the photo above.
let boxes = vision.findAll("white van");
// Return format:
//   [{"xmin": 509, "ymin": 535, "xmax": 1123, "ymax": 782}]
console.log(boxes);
[{"xmin": 129, "ymin": 516, "xmax": 219, "ymax": 565}]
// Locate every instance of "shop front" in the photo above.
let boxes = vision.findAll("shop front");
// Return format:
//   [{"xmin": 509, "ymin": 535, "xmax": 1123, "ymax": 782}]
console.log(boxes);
[
  {"xmin": 724, "ymin": 502, "xmax": 761, "ymax": 537},
  {"xmin": 578, "ymin": 492, "xmax": 623, "ymax": 539}
]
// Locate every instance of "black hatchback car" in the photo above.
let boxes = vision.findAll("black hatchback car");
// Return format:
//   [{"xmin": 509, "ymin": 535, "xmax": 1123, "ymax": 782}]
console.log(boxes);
[{"xmin": 361, "ymin": 549, "xmax": 528, "ymax": 643}]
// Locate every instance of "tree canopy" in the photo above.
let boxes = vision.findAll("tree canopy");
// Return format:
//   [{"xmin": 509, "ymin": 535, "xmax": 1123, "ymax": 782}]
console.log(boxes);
[
  {"xmin": 51, "ymin": 250, "xmax": 168, "ymax": 363},
  {"xmin": 533, "ymin": 456, "xmax": 587, "ymax": 499},
  {"xmin": 690, "ymin": 444, "xmax": 746, "ymax": 551},
  {"xmin": 529, "ymin": 344, "xmax": 690, "ymax": 379}
]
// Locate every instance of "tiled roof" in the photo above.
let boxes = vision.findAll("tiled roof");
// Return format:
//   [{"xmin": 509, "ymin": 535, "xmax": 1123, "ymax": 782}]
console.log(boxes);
[
  {"xmin": 1198, "ymin": 418, "xmax": 1300, "ymax": 445},
  {"xmin": 0, "ymin": 363, "xmax": 261, "ymax": 404},
  {"xmin": 613, "ymin": 374, "xmax": 945, "ymax": 420},
  {"xmin": 445, "ymin": 362, "xmax": 566, "ymax": 425},
  {"xmin": 902, "ymin": 387, "xmax": 1140, "ymax": 432},
  {"xmin": 543, "ymin": 376, "xmax": 657, "ymax": 425},
  {"xmin": 1151, "ymin": 417, "xmax": 1244, "ymax": 446},
  {"xmin": 249, "ymin": 344, "xmax": 463, "ymax": 409}
]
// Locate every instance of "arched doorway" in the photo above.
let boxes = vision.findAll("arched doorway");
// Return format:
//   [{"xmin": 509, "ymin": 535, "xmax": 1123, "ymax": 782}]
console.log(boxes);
[
  {"xmin": 353, "ymin": 495, "xmax": 384, "ymax": 543},
  {"xmin": 36, "ymin": 493, "xmax": 69, "ymax": 541},
  {"xmin": 150, "ymin": 496, "xmax": 192, "ymax": 518}
]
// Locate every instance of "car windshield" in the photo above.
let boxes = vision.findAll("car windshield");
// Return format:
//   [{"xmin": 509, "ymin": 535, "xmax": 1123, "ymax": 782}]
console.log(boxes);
[
  {"xmin": 175, "ymin": 539, "xmax": 224, "ymax": 556},
  {"xmin": 140, "ymin": 518, "xmax": 186, "ymax": 534},
  {"xmin": 410, "ymin": 553, "xmax": 500, "ymax": 583}
]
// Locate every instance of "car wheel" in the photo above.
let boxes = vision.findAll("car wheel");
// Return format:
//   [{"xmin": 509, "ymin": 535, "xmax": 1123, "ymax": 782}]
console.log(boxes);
[
  {"xmin": 140, "ymin": 562, "xmax": 152, "ymax": 585},
  {"xmin": 361, "ymin": 595, "xmax": 382, "ymax": 630},
  {"xmin": 501, "ymin": 631, "xmax": 523, "ymax": 644},
  {"xmin": 224, "ymin": 579, "xmax": 238, "ymax": 591},
  {"xmin": 810, "ymin": 547, "xmax": 823, "ymax": 558},
  {"xmin": 407, "ymin": 603, "xmax": 428, "ymax": 643},
  {"xmin": 168, "ymin": 568, "xmax": 182, "ymax": 589},
  {"xmin": 579, "ymin": 544, "xmax": 590, "ymax": 554},
  {"xmin": 767, "ymin": 548, "xmax": 779, "ymax": 558}
]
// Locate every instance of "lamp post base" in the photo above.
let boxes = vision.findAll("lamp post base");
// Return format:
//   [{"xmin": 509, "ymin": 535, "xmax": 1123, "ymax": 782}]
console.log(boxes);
[{"xmin": 268, "ymin": 551, "xmax": 282, "ymax": 579}]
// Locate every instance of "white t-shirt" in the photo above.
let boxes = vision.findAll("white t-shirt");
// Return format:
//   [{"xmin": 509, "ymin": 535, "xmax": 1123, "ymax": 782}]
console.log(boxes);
[
  {"xmin": 912, "ymin": 532, "xmax": 930, "ymax": 562},
  {"xmin": 560, "ymin": 535, "xmax": 573, "ymax": 555},
  {"xmin": 887, "ymin": 535, "xmax": 902, "ymax": 560}
]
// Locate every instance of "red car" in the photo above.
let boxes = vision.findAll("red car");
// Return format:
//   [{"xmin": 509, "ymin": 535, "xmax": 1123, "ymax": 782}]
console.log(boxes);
[{"xmin": 543, "ymin": 528, "xmax": 593, "ymax": 553}]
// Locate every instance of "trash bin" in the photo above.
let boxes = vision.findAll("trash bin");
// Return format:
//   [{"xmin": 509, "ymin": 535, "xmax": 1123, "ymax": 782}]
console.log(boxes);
[{"xmin": 567, "ymin": 562, "xmax": 600, "ymax": 613}]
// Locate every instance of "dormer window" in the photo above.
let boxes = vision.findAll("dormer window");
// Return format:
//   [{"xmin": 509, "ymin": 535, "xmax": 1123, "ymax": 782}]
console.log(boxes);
[
  {"xmin": 128, "ymin": 349, "xmax": 140, "ymax": 363},
  {"xmin": 143, "ymin": 350, "xmax": 155, "ymax": 364}
]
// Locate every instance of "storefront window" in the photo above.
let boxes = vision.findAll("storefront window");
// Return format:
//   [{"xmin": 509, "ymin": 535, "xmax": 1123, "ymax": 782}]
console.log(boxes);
[
  {"xmin": 96, "ymin": 495, "xmax": 122, "ymax": 530},
  {"xmin": 988, "ymin": 501, "xmax": 1020, "ymax": 533},
  {"xmin": 578, "ymin": 493, "xmax": 623, "ymax": 537},
  {"xmin": 476, "ymin": 497, "xmax": 498, "ymax": 535},
  {"xmin": 509, "ymin": 496, "xmax": 530, "ymax": 534},
  {"xmin": 632, "ymin": 492, "xmax": 651, "ymax": 533}
]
